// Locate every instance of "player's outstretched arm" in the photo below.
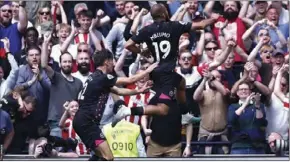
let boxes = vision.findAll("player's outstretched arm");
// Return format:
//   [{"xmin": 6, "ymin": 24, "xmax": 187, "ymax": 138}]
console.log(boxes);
[
  {"xmin": 125, "ymin": 39, "xmax": 142, "ymax": 54},
  {"xmin": 114, "ymin": 62, "xmax": 158, "ymax": 86},
  {"xmin": 111, "ymin": 80, "xmax": 152, "ymax": 96}
]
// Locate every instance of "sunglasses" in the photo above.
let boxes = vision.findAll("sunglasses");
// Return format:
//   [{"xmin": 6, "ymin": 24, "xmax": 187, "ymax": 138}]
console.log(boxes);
[
  {"xmin": 39, "ymin": 11, "xmax": 50, "ymax": 15},
  {"xmin": 1, "ymin": 9, "xmax": 12, "ymax": 13},
  {"xmin": 181, "ymin": 57, "xmax": 192, "ymax": 61},
  {"xmin": 259, "ymin": 33, "xmax": 269, "ymax": 37},
  {"xmin": 205, "ymin": 47, "xmax": 218, "ymax": 51},
  {"xmin": 78, "ymin": 49, "xmax": 88, "ymax": 53}
]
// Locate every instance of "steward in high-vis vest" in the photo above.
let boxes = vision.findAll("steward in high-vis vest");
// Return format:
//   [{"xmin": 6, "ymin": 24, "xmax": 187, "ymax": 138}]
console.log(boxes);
[
  {"xmin": 103, "ymin": 120, "xmax": 146, "ymax": 157},
  {"xmin": 103, "ymin": 100, "xmax": 146, "ymax": 157}
]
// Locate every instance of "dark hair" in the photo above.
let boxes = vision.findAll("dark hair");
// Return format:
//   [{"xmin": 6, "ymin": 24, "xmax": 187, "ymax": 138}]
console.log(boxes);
[
  {"xmin": 124, "ymin": 1, "xmax": 134, "ymax": 6},
  {"xmin": 78, "ymin": 10, "xmax": 93, "ymax": 19},
  {"xmin": 238, "ymin": 81, "xmax": 251, "ymax": 90},
  {"xmin": 267, "ymin": 5, "xmax": 278, "ymax": 13},
  {"xmin": 92, "ymin": 49, "xmax": 114, "ymax": 68},
  {"xmin": 27, "ymin": 45, "xmax": 41, "ymax": 55},
  {"xmin": 282, "ymin": 72, "xmax": 289, "ymax": 84},
  {"xmin": 23, "ymin": 96, "xmax": 37, "ymax": 108},
  {"xmin": 205, "ymin": 40, "xmax": 218, "ymax": 46},
  {"xmin": 25, "ymin": 27, "xmax": 39, "ymax": 38},
  {"xmin": 59, "ymin": 52, "xmax": 73, "ymax": 63},
  {"xmin": 150, "ymin": 4, "xmax": 166, "ymax": 20}
]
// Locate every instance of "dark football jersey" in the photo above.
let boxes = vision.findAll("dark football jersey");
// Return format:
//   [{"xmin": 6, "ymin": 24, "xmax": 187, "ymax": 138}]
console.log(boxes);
[
  {"xmin": 131, "ymin": 20, "xmax": 192, "ymax": 72},
  {"xmin": 77, "ymin": 70, "xmax": 117, "ymax": 121}
]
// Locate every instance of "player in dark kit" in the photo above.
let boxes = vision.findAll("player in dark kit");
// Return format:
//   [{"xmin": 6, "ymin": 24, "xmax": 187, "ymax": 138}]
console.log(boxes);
[
  {"xmin": 73, "ymin": 49, "xmax": 157, "ymax": 161},
  {"xmin": 111, "ymin": 4, "xmax": 218, "ymax": 125}
]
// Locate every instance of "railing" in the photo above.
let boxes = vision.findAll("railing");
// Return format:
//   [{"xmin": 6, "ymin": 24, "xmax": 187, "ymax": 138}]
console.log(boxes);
[{"xmin": 2, "ymin": 154, "xmax": 289, "ymax": 161}]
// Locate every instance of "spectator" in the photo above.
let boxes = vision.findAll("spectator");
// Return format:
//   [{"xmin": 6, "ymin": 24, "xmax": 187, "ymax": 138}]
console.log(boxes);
[
  {"xmin": 50, "ymin": 23, "xmax": 78, "ymax": 63},
  {"xmin": 34, "ymin": 6, "xmax": 53, "ymax": 37},
  {"xmin": 74, "ymin": 10, "xmax": 107, "ymax": 50},
  {"xmin": 266, "ymin": 64, "xmax": 289, "ymax": 140},
  {"xmin": 193, "ymin": 69, "xmax": 230, "ymax": 154},
  {"xmin": 106, "ymin": 1, "xmax": 131, "ymax": 59},
  {"xmin": 270, "ymin": 1, "xmax": 289, "ymax": 25},
  {"xmin": 1, "ymin": 87, "xmax": 36, "ymax": 154},
  {"xmin": 259, "ymin": 6, "xmax": 289, "ymax": 50},
  {"xmin": 123, "ymin": 70, "xmax": 154, "ymax": 125},
  {"xmin": 0, "ymin": 109, "xmax": 14, "ymax": 156},
  {"xmin": 205, "ymin": 1, "xmax": 249, "ymax": 63},
  {"xmin": 41, "ymin": 34, "xmax": 82, "ymax": 138},
  {"xmin": 25, "ymin": 1, "xmax": 50, "ymax": 24},
  {"xmin": 176, "ymin": 50, "xmax": 202, "ymax": 116},
  {"xmin": 72, "ymin": 51, "xmax": 92, "ymax": 85},
  {"xmin": 11, "ymin": 1, "xmax": 33, "ymax": 28},
  {"xmin": 228, "ymin": 82, "xmax": 268, "ymax": 154},
  {"xmin": 0, "ymin": 38, "xmax": 18, "ymax": 99},
  {"xmin": 16, "ymin": 45, "xmax": 51, "ymax": 126},
  {"xmin": 59, "ymin": 100, "xmax": 89, "ymax": 155},
  {"xmin": 32, "ymin": 137, "xmax": 78, "ymax": 158},
  {"xmin": 248, "ymin": 1, "xmax": 268, "ymax": 22},
  {"xmin": 0, "ymin": 1, "xmax": 27, "ymax": 55}
]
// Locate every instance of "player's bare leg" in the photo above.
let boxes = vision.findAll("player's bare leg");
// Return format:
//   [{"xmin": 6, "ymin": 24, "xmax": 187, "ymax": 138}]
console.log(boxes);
[{"xmin": 90, "ymin": 141, "xmax": 114, "ymax": 161}]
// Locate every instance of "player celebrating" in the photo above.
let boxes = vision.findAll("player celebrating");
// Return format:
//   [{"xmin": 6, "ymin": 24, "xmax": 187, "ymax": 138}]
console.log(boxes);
[
  {"xmin": 112, "ymin": 3, "xmax": 219, "ymax": 125},
  {"xmin": 73, "ymin": 49, "xmax": 157, "ymax": 161}
]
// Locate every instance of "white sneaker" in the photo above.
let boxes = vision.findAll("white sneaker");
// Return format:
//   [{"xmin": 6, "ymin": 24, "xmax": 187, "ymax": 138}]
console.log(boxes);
[{"xmin": 111, "ymin": 105, "xmax": 131, "ymax": 127}]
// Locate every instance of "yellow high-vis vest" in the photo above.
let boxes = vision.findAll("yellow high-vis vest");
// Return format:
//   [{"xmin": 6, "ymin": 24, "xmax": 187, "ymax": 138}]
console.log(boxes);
[{"xmin": 103, "ymin": 120, "xmax": 140, "ymax": 157}]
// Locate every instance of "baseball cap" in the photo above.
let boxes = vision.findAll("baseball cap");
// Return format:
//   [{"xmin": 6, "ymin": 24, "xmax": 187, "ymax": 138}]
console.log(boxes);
[
  {"xmin": 254, "ymin": 1, "xmax": 268, "ymax": 5},
  {"xmin": 272, "ymin": 48, "xmax": 285, "ymax": 57}
]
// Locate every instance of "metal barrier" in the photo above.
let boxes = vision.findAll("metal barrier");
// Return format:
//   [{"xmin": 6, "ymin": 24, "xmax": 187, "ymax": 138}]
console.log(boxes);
[{"xmin": 2, "ymin": 154, "xmax": 289, "ymax": 161}]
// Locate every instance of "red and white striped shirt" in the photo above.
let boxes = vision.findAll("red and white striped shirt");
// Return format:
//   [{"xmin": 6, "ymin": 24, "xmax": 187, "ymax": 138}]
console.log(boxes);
[
  {"xmin": 62, "ymin": 118, "xmax": 89, "ymax": 155},
  {"xmin": 124, "ymin": 84, "xmax": 154, "ymax": 125},
  {"xmin": 74, "ymin": 31, "xmax": 106, "ymax": 48}
]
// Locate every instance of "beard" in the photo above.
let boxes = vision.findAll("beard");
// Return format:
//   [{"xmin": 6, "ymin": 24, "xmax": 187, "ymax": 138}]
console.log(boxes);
[
  {"xmin": 61, "ymin": 67, "xmax": 72, "ymax": 75},
  {"xmin": 223, "ymin": 10, "xmax": 239, "ymax": 20},
  {"xmin": 77, "ymin": 62, "xmax": 90, "ymax": 74},
  {"xmin": 0, "ymin": 18, "xmax": 11, "ymax": 26}
]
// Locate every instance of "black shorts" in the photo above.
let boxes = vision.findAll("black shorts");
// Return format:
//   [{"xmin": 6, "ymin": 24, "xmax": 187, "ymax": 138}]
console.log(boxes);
[
  {"xmin": 73, "ymin": 111, "xmax": 106, "ymax": 150},
  {"xmin": 149, "ymin": 71, "xmax": 182, "ymax": 107}
]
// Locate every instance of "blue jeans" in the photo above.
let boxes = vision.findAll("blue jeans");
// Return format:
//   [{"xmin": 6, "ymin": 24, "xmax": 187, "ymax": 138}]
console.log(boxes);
[
  {"xmin": 48, "ymin": 121, "xmax": 62, "ymax": 138},
  {"xmin": 231, "ymin": 148, "xmax": 265, "ymax": 154}
]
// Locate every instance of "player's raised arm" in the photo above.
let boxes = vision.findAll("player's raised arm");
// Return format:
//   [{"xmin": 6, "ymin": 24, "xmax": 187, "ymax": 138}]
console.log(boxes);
[
  {"xmin": 115, "ymin": 62, "xmax": 158, "ymax": 86},
  {"xmin": 125, "ymin": 39, "xmax": 142, "ymax": 54}
]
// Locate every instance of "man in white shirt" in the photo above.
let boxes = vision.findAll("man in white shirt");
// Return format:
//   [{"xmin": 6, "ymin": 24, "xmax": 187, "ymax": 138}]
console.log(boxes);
[{"xmin": 72, "ymin": 51, "xmax": 92, "ymax": 84}]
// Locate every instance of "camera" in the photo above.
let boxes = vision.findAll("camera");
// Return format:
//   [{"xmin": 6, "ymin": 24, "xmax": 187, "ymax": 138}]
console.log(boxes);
[
  {"xmin": 275, "ymin": 139, "xmax": 289, "ymax": 153},
  {"xmin": 40, "ymin": 143, "xmax": 53, "ymax": 157}
]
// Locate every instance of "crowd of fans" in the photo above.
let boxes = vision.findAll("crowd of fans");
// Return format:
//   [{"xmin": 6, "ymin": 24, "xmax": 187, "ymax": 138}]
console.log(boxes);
[{"xmin": 0, "ymin": 0, "xmax": 289, "ymax": 159}]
